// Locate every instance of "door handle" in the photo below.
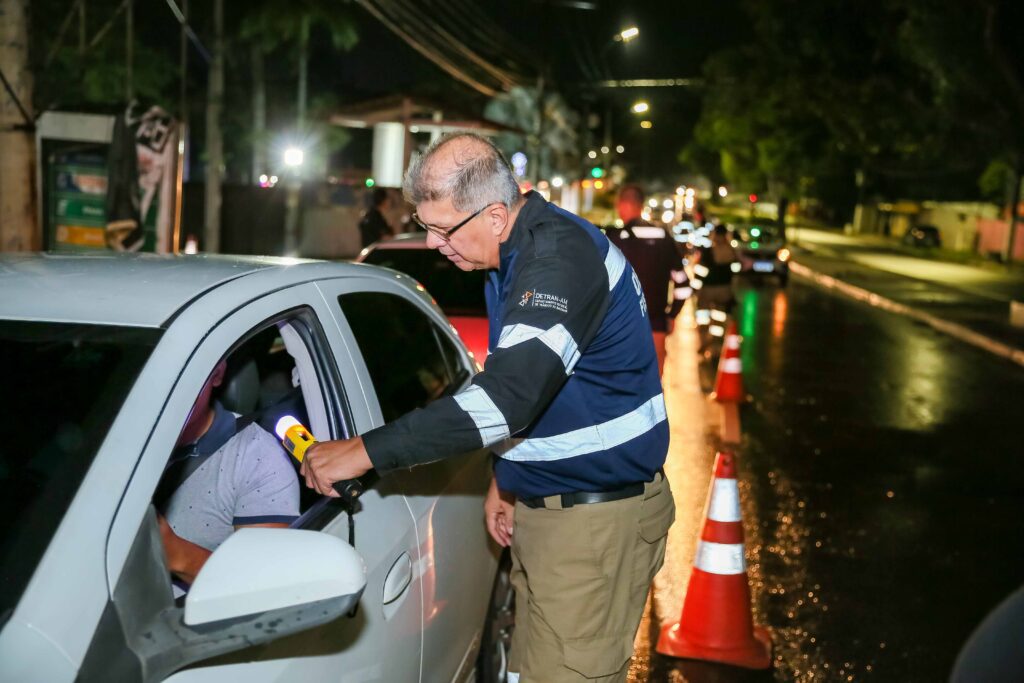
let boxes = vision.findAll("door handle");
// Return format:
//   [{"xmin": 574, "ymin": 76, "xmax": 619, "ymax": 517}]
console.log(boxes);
[{"xmin": 382, "ymin": 552, "xmax": 413, "ymax": 605}]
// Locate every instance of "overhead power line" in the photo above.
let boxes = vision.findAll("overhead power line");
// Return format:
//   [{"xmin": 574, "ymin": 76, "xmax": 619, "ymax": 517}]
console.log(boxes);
[{"xmin": 356, "ymin": 0, "xmax": 502, "ymax": 96}]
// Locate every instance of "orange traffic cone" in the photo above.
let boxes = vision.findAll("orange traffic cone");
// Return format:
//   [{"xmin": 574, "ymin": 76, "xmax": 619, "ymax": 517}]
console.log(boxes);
[
  {"xmin": 712, "ymin": 322, "xmax": 745, "ymax": 403},
  {"xmin": 657, "ymin": 451, "xmax": 772, "ymax": 669}
]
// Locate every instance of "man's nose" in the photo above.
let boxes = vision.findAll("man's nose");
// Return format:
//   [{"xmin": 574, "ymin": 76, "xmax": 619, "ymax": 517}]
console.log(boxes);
[{"xmin": 424, "ymin": 231, "xmax": 445, "ymax": 250}]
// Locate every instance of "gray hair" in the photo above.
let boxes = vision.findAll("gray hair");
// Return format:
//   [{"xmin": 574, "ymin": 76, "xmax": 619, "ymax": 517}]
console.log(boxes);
[{"xmin": 403, "ymin": 133, "xmax": 521, "ymax": 211}]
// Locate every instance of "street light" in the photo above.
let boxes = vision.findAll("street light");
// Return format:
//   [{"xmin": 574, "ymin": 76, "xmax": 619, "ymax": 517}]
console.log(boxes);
[
  {"xmin": 588, "ymin": 150, "xmax": 598, "ymax": 159},
  {"xmin": 640, "ymin": 120, "xmax": 653, "ymax": 129},
  {"xmin": 616, "ymin": 145, "xmax": 625, "ymax": 154},
  {"xmin": 631, "ymin": 101, "xmax": 650, "ymax": 114},
  {"xmin": 617, "ymin": 26, "xmax": 639, "ymax": 42},
  {"xmin": 283, "ymin": 146, "xmax": 304, "ymax": 168}
]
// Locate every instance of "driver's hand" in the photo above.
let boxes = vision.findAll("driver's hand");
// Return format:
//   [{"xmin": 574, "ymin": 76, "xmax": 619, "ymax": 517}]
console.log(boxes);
[
  {"xmin": 484, "ymin": 477, "xmax": 515, "ymax": 547},
  {"xmin": 301, "ymin": 437, "xmax": 373, "ymax": 497}
]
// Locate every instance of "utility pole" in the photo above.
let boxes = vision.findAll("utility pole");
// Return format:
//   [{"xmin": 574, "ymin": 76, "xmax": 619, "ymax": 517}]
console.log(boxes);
[
  {"xmin": 125, "ymin": 0, "xmax": 133, "ymax": 100},
  {"xmin": 204, "ymin": 0, "xmax": 223, "ymax": 252},
  {"xmin": 0, "ymin": 0, "xmax": 37, "ymax": 251},
  {"xmin": 1005, "ymin": 159, "xmax": 1021, "ymax": 264}
]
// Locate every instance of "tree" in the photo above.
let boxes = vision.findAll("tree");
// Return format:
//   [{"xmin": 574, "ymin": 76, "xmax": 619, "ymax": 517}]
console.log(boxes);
[
  {"xmin": 0, "ymin": 0, "xmax": 36, "ymax": 251},
  {"xmin": 683, "ymin": 0, "xmax": 1024, "ymax": 231}
]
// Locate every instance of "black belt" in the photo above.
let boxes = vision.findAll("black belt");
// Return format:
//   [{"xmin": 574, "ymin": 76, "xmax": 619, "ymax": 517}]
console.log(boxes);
[{"xmin": 520, "ymin": 469, "xmax": 663, "ymax": 510}]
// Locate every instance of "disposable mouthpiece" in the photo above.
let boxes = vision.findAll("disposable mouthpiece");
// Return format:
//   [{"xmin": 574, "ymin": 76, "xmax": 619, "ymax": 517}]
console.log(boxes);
[{"xmin": 274, "ymin": 415, "xmax": 301, "ymax": 440}]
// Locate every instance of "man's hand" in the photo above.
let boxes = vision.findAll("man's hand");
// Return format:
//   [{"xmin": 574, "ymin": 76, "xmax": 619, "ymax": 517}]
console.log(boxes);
[
  {"xmin": 301, "ymin": 436, "xmax": 373, "ymax": 497},
  {"xmin": 484, "ymin": 477, "xmax": 516, "ymax": 547}
]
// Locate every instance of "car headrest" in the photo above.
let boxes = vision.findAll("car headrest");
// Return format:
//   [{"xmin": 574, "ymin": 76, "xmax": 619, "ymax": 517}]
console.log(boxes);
[{"xmin": 220, "ymin": 359, "xmax": 260, "ymax": 415}]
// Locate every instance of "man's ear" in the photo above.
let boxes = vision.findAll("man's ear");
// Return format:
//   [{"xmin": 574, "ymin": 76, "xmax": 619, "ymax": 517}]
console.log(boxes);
[{"xmin": 487, "ymin": 204, "xmax": 508, "ymax": 237}]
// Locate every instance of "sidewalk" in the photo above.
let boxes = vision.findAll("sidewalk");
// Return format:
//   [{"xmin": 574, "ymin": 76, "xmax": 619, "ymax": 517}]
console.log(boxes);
[{"xmin": 789, "ymin": 228, "xmax": 1024, "ymax": 365}]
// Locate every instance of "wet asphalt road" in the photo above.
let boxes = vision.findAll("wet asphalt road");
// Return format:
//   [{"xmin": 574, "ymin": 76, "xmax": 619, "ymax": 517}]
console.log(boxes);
[{"xmin": 634, "ymin": 276, "xmax": 1024, "ymax": 682}]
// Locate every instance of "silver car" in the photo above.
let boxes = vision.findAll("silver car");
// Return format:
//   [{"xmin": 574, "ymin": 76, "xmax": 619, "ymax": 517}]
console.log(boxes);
[{"xmin": 0, "ymin": 254, "xmax": 511, "ymax": 683}]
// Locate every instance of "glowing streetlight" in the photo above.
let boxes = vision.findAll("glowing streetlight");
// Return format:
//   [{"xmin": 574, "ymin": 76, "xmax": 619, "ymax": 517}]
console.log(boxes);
[
  {"xmin": 618, "ymin": 26, "xmax": 639, "ymax": 42},
  {"xmin": 631, "ymin": 101, "xmax": 650, "ymax": 114},
  {"xmin": 600, "ymin": 145, "xmax": 610, "ymax": 154},
  {"xmin": 283, "ymin": 147, "xmax": 304, "ymax": 167},
  {"xmin": 588, "ymin": 150, "xmax": 598, "ymax": 159},
  {"xmin": 616, "ymin": 145, "xmax": 625, "ymax": 153},
  {"xmin": 640, "ymin": 120, "xmax": 653, "ymax": 129},
  {"xmin": 718, "ymin": 185, "xmax": 729, "ymax": 198},
  {"xmin": 552, "ymin": 176, "xmax": 565, "ymax": 188},
  {"xmin": 662, "ymin": 198, "xmax": 674, "ymax": 209}
]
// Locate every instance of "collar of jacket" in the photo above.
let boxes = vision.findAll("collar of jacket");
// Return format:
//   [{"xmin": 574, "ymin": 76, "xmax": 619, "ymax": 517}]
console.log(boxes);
[{"xmin": 498, "ymin": 190, "xmax": 548, "ymax": 274}]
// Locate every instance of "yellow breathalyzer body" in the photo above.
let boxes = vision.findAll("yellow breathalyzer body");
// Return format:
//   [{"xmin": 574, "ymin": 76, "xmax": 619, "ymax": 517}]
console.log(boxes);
[
  {"xmin": 275, "ymin": 416, "xmax": 316, "ymax": 463},
  {"xmin": 275, "ymin": 415, "xmax": 365, "ymax": 503}
]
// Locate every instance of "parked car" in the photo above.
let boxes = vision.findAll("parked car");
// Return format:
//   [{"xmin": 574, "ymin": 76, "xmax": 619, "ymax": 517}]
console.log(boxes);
[
  {"xmin": 733, "ymin": 223, "xmax": 790, "ymax": 286},
  {"xmin": 358, "ymin": 233, "xmax": 489, "ymax": 367},
  {"xmin": 902, "ymin": 225, "xmax": 942, "ymax": 248},
  {"xmin": 0, "ymin": 253, "xmax": 509, "ymax": 683}
]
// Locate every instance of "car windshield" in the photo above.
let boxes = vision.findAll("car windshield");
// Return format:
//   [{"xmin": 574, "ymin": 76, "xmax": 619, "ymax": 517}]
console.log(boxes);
[
  {"xmin": 736, "ymin": 225, "xmax": 783, "ymax": 244},
  {"xmin": 0, "ymin": 321, "xmax": 160, "ymax": 623},
  {"xmin": 362, "ymin": 247, "xmax": 487, "ymax": 317}
]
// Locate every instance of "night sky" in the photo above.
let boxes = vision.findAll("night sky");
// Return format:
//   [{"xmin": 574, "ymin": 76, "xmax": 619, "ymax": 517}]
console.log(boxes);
[{"xmin": 311, "ymin": 0, "xmax": 749, "ymax": 185}]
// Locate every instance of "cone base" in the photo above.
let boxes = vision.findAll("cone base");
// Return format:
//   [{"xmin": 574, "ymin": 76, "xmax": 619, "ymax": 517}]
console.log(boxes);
[{"xmin": 656, "ymin": 622, "xmax": 773, "ymax": 670}]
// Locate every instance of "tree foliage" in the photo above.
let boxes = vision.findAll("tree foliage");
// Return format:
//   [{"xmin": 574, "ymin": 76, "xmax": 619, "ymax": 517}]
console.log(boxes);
[{"xmin": 683, "ymin": 0, "xmax": 1024, "ymax": 212}]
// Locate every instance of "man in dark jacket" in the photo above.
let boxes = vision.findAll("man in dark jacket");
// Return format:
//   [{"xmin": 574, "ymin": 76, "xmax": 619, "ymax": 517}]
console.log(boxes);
[
  {"xmin": 609, "ymin": 184, "xmax": 692, "ymax": 374},
  {"xmin": 302, "ymin": 133, "xmax": 674, "ymax": 682},
  {"xmin": 358, "ymin": 187, "xmax": 393, "ymax": 247}
]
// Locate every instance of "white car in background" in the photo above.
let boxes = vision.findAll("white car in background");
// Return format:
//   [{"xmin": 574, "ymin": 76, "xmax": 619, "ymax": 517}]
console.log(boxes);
[{"xmin": 0, "ymin": 253, "xmax": 511, "ymax": 683}]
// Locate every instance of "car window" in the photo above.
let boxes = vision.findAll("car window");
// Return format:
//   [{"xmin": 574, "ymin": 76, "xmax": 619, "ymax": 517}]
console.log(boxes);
[
  {"xmin": 0, "ymin": 321, "xmax": 160, "ymax": 621},
  {"xmin": 361, "ymin": 248, "xmax": 487, "ymax": 317},
  {"xmin": 338, "ymin": 292, "xmax": 464, "ymax": 422}
]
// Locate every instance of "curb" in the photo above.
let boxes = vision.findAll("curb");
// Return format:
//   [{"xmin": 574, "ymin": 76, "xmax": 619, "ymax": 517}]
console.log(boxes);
[{"xmin": 789, "ymin": 260, "xmax": 1024, "ymax": 368}]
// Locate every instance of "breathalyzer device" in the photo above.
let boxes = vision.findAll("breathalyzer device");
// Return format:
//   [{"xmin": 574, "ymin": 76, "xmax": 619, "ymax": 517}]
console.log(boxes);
[{"xmin": 275, "ymin": 416, "xmax": 364, "ymax": 503}]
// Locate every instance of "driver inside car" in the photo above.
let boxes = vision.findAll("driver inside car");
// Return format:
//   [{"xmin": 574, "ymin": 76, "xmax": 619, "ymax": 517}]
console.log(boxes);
[{"xmin": 154, "ymin": 358, "xmax": 300, "ymax": 591}]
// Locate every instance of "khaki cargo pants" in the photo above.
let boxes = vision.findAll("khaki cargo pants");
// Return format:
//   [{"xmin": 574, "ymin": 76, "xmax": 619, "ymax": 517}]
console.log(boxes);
[{"xmin": 507, "ymin": 473, "xmax": 675, "ymax": 682}]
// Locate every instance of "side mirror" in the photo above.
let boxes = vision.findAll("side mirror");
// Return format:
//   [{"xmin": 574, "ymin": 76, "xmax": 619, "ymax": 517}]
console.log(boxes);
[
  {"xmin": 118, "ymin": 517, "xmax": 366, "ymax": 682},
  {"xmin": 185, "ymin": 527, "xmax": 365, "ymax": 625}
]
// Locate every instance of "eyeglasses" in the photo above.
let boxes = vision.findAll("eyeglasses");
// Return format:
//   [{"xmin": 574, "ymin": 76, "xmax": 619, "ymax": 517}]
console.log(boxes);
[{"xmin": 412, "ymin": 203, "xmax": 493, "ymax": 241}]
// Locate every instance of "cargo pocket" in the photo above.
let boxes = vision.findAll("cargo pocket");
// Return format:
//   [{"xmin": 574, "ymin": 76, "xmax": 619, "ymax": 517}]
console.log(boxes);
[
  {"xmin": 639, "ymin": 486, "xmax": 675, "ymax": 543},
  {"xmin": 563, "ymin": 632, "xmax": 633, "ymax": 679}
]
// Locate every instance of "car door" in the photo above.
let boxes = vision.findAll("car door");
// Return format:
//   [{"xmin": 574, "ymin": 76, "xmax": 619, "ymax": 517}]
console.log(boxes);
[
  {"xmin": 316, "ymin": 276, "xmax": 498, "ymax": 683},
  {"xmin": 100, "ymin": 283, "xmax": 422, "ymax": 682}
]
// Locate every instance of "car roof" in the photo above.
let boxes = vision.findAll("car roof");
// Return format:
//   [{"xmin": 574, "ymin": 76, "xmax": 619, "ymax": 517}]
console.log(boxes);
[
  {"xmin": 359, "ymin": 232, "xmax": 428, "ymax": 256},
  {"xmin": 0, "ymin": 252, "xmax": 380, "ymax": 328}
]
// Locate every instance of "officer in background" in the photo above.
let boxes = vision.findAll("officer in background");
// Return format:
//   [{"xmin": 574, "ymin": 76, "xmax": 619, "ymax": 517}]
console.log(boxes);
[
  {"xmin": 302, "ymin": 133, "xmax": 674, "ymax": 683},
  {"xmin": 609, "ymin": 184, "xmax": 692, "ymax": 375},
  {"xmin": 358, "ymin": 187, "xmax": 393, "ymax": 248}
]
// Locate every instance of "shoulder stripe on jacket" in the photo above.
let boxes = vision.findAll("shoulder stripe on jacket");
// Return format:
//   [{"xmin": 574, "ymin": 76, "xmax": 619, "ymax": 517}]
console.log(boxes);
[
  {"xmin": 497, "ymin": 323, "xmax": 581, "ymax": 374},
  {"xmin": 604, "ymin": 239, "xmax": 627, "ymax": 290}
]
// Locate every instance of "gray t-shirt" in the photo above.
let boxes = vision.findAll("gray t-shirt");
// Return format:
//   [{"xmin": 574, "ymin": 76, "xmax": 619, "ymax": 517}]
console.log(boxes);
[{"xmin": 164, "ymin": 423, "xmax": 300, "ymax": 552}]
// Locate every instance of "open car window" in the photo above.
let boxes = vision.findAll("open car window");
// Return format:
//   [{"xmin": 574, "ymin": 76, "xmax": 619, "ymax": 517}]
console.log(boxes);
[{"xmin": 336, "ymin": 291, "xmax": 469, "ymax": 424}]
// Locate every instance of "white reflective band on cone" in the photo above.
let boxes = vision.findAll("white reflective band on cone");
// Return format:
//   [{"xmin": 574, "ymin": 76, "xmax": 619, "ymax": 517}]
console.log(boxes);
[
  {"xmin": 711, "ymin": 309, "xmax": 728, "ymax": 322},
  {"xmin": 708, "ymin": 478, "xmax": 742, "ymax": 522},
  {"xmin": 722, "ymin": 357, "xmax": 742, "ymax": 373},
  {"xmin": 725, "ymin": 336, "xmax": 741, "ymax": 350},
  {"xmin": 710, "ymin": 324, "xmax": 725, "ymax": 337},
  {"xmin": 696, "ymin": 310, "xmax": 712, "ymax": 325},
  {"xmin": 695, "ymin": 540, "xmax": 746, "ymax": 575}
]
